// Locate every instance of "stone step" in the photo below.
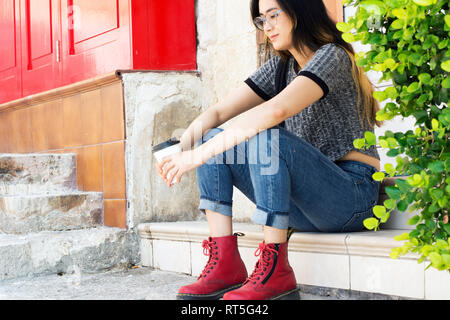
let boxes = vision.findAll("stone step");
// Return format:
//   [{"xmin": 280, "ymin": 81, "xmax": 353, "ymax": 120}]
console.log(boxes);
[
  {"xmin": 0, "ymin": 153, "xmax": 77, "ymax": 195},
  {"xmin": 0, "ymin": 192, "xmax": 103, "ymax": 234},
  {"xmin": 138, "ymin": 221, "xmax": 450, "ymax": 300},
  {"xmin": 0, "ymin": 227, "xmax": 139, "ymax": 281}
]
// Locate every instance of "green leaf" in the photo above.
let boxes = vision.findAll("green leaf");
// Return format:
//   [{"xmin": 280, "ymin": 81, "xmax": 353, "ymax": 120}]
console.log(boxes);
[
  {"xmin": 407, "ymin": 82, "xmax": 421, "ymax": 93},
  {"xmin": 386, "ymin": 186, "xmax": 402, "ymax": 200},
  {"xmin": 365, "ymin": 131, "xmax": 377, "ymax": 145},
  {"xmin": 384, "ymin": 198, "xmax": 397, "ymax": 209},
  {"xmin": 360, "ymin": 0, "xmax": 387, "ymax": 16},
  {"xmin": 372, "ymin": 171, "xmax": 385, "ymax": 181},
  {"xmin": 373, "ymin": 205, "xmax": 387, "ymax": 219},
  {"xmin": 392, "ymin": 8, "xmax": 407, "ymax": 19},
  {"xmin": 444, "ymin": 223, "xmax": 450, "ymax": 236},
  {"xmin": 386, "ymin": 137, "xmax": 398, "ymax": 148},
  {"xmin": 394, "ymin": 232, "xmax": 410, "ymax": 241},
  {"xmin": 386, "ymin": 148, "xmax": 400, "ymax": 157},
  {"xmin": 407, "ymin": 174, "xmax": 423, "ymax": 187},
  {"xmin": 384, "ymin": 86, "xmax": 398, "ymax": 99},
  {"xmin": 442, "ymin": 60, "xmax": 450, "ymax": 72},
  {"xmin": 353, "ymin": 138, "xmax": 365, "ymax": 149},
  {"xmin": 442, "ymin": 77, "xmax": 450, "ymax": 89},
  {"xmin": 428, "ymin": 161, "xmax": 444, "ymax": 173},
  {"xmin": 431, "ymin": 119, "xmax": 439, "ymax": 131},
  {"xmin": 438, "ymin": 196, "xmax": 448, "ymax": 208},
  {"xmin": 430, "ymin": 188, "xmax": 444, "ymax": 201},
  {"xmin": 379, "ymin": 139, "xmax": 389, "ymax": 148},
  {"xmin": 412, "ymin": 0, "xmax": 436, "ymax": 6},
  {"xmin": 397, "ymin": 199, "xmax": 408, "ymax": 212},
  {"xmin": 342, "ymin": 32, "xmax": 355, "ymax": 43},
  {"xmin": 336, "ymin": 22, "xmax": 353, "ymax": 33},
  {"xmin": 445, "ymin": 15, "xmax": 450, "ymax": 28},
  {"xmin": 418, "ymin": 73, "xmax": 431, "ymax": 84},
  {"xmin": 408, "ymin": 215, "xmax": 421, "ymax": 225},
  {"xmin": 384, "ymin": 163, "xmax": 394, "ymax": 174},
  {"xmin": 390, "ymin": 19, "xmax": 405, "ymax": 29},
  {"xmin": 364, "ymin": 217, "xmax": 380, "ymax": 230},
  {"xmin": 429, "ymin": 252, "xmax": 443, "ymax": 269}
]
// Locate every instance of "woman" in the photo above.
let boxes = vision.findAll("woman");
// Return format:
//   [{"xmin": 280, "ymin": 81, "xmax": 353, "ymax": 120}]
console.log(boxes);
[{"xmin": 156, "ymin": 0, "xmax": 383, "ymax": 300}]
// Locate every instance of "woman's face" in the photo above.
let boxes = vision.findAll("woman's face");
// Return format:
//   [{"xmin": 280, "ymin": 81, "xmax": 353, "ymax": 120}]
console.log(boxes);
[{"xmin": 258, "ymin": 0, "xmax": 294, "ymax": 51}]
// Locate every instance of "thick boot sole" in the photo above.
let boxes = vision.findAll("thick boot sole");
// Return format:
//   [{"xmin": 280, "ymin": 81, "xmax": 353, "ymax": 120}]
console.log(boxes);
[
  {"xmin": 176, "ymin": 283, "xmax": 243, "ymax": 300},
  {"xmin": 271, "ymin": 288, "xmax": 300, "ymax": 300}
]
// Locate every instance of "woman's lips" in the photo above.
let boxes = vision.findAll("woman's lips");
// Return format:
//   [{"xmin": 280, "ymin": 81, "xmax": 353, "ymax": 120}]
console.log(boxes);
[{"xmin": 270, "ymin": 34, "xmax": 279, "ymax": 41}]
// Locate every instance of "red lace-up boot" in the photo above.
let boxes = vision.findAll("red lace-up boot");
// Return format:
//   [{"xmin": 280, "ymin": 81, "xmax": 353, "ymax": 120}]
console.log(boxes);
[
  {"xmin": 176, "ymin": 233, "xmax": 248, "ymax": 300},
  {"xmin": 223, "ymin": 241, "xmax": 299, "ymax": 300}
]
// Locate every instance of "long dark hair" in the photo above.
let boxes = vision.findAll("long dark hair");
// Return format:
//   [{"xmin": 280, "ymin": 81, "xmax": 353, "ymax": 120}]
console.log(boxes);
[{"xmin": 250, "ymin": 0, "xmax": 383, "ymax": 129}]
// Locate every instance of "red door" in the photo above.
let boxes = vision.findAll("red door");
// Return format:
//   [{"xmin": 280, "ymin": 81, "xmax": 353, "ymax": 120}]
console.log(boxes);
[
  {"xmin": 20, "ymin": 0, "xmax": 62, "ymax": 97},
  {"xmin": 0, "ymin": 0, "xmax": 196, "ymax": 105},
  {"xmin": 0, "ymin": 0, "xmax": 22, "ymax": 103},
  {"xmin": 59, "ymin": 0, "xmax": 131, "ymax": 85}
]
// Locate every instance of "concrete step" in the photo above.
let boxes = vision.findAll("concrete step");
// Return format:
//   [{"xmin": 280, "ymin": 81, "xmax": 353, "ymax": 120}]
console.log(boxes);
[
  {"xmin": 0, "ymin": 153, "xmax": 77, "ymax": 195},
  {"xmin": 0, "ymin": 191, "xmax": 103, "ymax": 234},
  {"xmin": 138, "ymin": 221, "xmax": 450, "ymax": 300},
  {"xmin": 0, "ymin": 227, "xmax": 139, "ymax": 281}
]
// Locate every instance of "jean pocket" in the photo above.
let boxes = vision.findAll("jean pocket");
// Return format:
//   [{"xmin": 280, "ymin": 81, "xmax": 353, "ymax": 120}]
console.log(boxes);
[
  {"xmin": 341, "ymin": 201, "xmax": 376, "ymax": 232},
  {"xmin": 347, "ymin": 170, "xmax": 377, "ymax": 186}
]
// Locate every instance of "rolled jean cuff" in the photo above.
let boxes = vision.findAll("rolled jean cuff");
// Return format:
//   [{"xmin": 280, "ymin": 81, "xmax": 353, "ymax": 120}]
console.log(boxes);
[
  {"xmin": 251, "ymin": 206, "xmax": 289, "ymax": 230},
  {"xmin": 198, "ymin": 197, "xmax": 233, "ymax": 217}
]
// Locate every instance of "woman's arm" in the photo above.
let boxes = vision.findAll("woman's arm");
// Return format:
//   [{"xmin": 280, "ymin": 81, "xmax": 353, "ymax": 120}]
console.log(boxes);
[
  {"xmin": 195, "ymin": 76, "xmax": 324, "ymax": 164},
  {"xmin": 179, "ymin": 82, "xmax": 265, "ymax": 151}
]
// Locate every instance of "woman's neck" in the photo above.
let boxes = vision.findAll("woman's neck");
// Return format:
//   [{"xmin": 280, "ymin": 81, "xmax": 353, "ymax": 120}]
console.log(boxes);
[{"xmin": 289, "ymin": 47, "xmax": 314, "ymax": 70}]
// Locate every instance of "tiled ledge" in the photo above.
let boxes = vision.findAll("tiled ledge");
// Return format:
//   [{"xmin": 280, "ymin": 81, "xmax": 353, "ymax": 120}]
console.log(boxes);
[
  {"xmin": 138, "ymin": 221, "xmax": 450, "ymax": 300},
  {"xmin": 138, "ymin": 221, "xmax": 415, "ymax": 258}
]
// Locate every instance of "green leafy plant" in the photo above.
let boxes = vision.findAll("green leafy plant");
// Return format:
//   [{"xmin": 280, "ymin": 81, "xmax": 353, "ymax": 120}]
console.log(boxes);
[{"xmin": 338, "ymin": 0, "xmax": 449, "ymax": 272}]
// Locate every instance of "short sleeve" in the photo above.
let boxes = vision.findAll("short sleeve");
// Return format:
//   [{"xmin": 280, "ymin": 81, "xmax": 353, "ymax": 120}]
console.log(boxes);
[
  {"xmin": 297, "ymin": 43, "xmax": 350, "ymax": 100},
  {"xmin": 244, "ymin": 55, "xmax": 281, "ymax": 101}
]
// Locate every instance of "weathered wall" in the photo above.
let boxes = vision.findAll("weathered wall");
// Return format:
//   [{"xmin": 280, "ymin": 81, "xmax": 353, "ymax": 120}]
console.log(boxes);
[
  {"xmin": 122, "ymin": 72, "xmax": 204, "ymax": 228},
  {"xmin": 195, "ymin": 0, "xmax": 259, "ymax": 222}
]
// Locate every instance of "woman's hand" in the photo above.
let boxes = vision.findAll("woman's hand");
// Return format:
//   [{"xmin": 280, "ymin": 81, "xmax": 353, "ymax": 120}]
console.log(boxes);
[{"xmin": 155, "ymin": 150, "xmax": 204, "ymax": 187}]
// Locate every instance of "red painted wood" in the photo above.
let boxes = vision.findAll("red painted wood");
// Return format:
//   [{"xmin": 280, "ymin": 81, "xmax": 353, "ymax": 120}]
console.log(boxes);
[
  {"xmin": 147, "ymin": 0, "xmax": 196, "ymax": 70},
  {"xmin": 20, "ymin": 0, "xmax": 62, "ymax": 97},
  {"xmin": 0, "ymin": 0, "xmax": 22, "ymax": 103},
  {"xmin": 0, "ymin": 0, "xmax": 197, "ymax": 104},
  {"xmin": 60, "ymin": 0, "xmax": 131, "ymax": 85}
]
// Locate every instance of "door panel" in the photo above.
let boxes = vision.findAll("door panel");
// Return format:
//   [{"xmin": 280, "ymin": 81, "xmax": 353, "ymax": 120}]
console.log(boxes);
[
  {"xmin": 0, "ymin": 0, "xmax": 22, "ymax": 104},
  {"xmin": 29, "ymin": 0, "xmax": 52, "ymax": 61},
  {"xmin": 61, "ymin": 0, "xmax": 131, "ymax": 84},
  {"xmin": 21, "ymin": 0, "xmax": 61, "ymax": 97},
  {"xmin": 73, "ymin": 0, "xmax": 118, "ymax": 43}
]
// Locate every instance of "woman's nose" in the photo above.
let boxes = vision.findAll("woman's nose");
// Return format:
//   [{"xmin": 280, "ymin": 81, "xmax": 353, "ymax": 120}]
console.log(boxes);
[{"xmin": 264, "ymin": 22, "xmax": 273, "ymax": 32}]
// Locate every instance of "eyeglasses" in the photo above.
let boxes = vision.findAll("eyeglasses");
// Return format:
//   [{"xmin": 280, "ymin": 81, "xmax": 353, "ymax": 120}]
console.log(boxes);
[{"xmin": 254, "ymin": 9, "xmax": 283, "ymax": 31}]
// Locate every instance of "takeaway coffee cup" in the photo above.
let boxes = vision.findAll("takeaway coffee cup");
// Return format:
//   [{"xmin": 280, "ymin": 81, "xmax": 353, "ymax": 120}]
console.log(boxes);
[{"xmin": 152, "ymin": 138, "xmax": 182, "ymax": 185}]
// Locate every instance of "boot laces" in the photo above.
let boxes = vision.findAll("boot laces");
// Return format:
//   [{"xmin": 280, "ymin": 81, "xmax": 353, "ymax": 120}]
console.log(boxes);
[
  {"xmin": 245, "ymin": 242, "xmax": 277, "ymax": 284},
  {"xmin": 198, "ymin": 239, "xmax": 218, "ymax": 279}
]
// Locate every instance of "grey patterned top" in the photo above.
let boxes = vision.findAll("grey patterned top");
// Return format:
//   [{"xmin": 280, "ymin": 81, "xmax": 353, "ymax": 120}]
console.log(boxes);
[{"xmin": 244, "ymin": 43, "xmax": 380, "ymax": 162}]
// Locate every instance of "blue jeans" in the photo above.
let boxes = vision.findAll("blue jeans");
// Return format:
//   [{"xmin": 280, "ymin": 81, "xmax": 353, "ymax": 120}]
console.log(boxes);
[{"xmin": 196, "ymin": 126, "xmax": 381, "ymax": 232}]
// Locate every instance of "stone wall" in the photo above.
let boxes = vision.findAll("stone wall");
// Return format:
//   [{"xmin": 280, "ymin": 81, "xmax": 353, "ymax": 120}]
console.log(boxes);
[
  {"xmin": 121, "ymin": 71, "xmax": 204, "ymax": 228},
  {"xmin": 195, "ymin": 0, "xmax": 259, "ymax": 222}
]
